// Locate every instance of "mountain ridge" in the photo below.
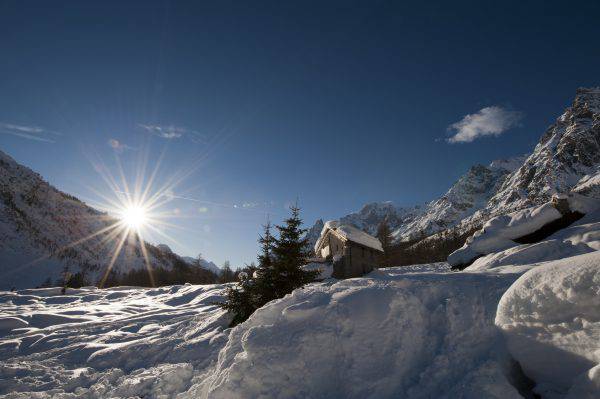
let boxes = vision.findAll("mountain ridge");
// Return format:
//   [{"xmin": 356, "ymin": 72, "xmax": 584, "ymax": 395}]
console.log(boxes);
[{"xmin": 309, "ymin": 87, "xmax": 600, "ymax": 253}]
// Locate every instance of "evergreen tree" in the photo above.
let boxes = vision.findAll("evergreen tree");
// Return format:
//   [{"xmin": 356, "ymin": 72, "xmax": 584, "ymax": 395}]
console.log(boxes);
[
  {"xmin": 270, "ymin": 205, "xmax": 317, "ymax": 297},
  {"xmin": 220, "ymin": 271, "xmax": 257, "ymax": 326},
  {"xmin": 376, "ymin": 219, "xmax": 394, "ymax": 267},
  {"xmin": 220, "ymin": 206, "xmax": 318, "ymax": 326},
  {"xmin": 252, "ymin": 221, "xmax": 278, "ymax": 302}
]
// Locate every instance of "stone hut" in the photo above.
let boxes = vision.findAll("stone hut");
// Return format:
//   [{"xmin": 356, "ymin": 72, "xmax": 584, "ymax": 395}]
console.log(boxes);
[{"xmin": 313, "ymin": 221, "xmax": 384, "ymax": 279}]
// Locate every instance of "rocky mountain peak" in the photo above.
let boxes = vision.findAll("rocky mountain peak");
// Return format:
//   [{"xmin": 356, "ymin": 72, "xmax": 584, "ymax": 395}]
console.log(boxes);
[{"xmin": 487, "ymin": 87, "xmax": 600, "ymax": 215}]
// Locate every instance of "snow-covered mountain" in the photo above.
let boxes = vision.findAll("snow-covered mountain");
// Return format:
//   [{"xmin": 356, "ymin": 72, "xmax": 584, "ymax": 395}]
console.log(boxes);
[
  {"xmin": 307, "ymin": 157, "xmax": 524, "ymax": 245},
  {"xmin": 182, "ymin": 255, "xmax": 222, "ymax": 275},
  {"xmin": 0, "ymin": 150, "xmax": 212, "ymax": 289},
  {"xmin": 339, "ymin": 202, "xmax": 423, "ymax": 237},
  {"xmin": 304, "ymin": 218, "xmax": 324, "ymax": 250},
  {"xmin": 486, "ymin": 87, "xmax": 600, "ymax": 214},
  {"xmin": 312, "ymin": 87, "xmax": 600, "ymax": 247},
  {"xmin": 393, "ymin": 156, "xmax": 526, "ymax": 240}
]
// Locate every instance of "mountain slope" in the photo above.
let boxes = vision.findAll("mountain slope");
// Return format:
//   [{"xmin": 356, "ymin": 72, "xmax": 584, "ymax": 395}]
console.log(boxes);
[
  {"xmin": 0, "ymin": 150, "xmax": 197, "ymax": 289},
  {"xmin": 486, "ymin": 87, "xmax": 600, "ymax": 215},
  {"xmin": 311, "ymin": 88, "xmax": 600, "ymax": 251},
  {"xmin": 182, "ymin": 255, "xmax": 222, "ymax": 275},
  {"xmin": 394, "ymin": 156, "xmax": 526, "ymax": 241}
]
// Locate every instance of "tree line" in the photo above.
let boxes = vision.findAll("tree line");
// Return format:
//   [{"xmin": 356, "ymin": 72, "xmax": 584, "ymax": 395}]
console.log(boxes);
[
  {"xmin": 38, "ymin": 254, "xmax": 240, "ymax": 289},
  {"xmin": 375, "ymin": 219, "xmax": 479, "ymax": 267}
]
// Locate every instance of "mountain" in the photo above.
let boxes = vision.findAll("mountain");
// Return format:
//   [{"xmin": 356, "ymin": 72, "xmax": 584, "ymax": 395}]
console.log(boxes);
[
  {"xmin": 307, "ymin": 156, "xmax": 524, "ymax": 245},
  {"xmin": 310, "ymin": 87, "xmax": 600, "ymax": 252},
  {"xmin": 486, "ymin": 87, "xmax": 600, "ymax": 215},
  {"xmin": 393, "ymin": 156, "xmax": 526, "ymax": 241},
  {"xmin": 181, "ymin": 255, "xmax": 222, "ymax": 275},
  {"xmin": 305, "ymin": 218, "xmax": 324, "ymax": 250},
  {"xmin": 0, "ymin": 150, "xmax": 210, "ymax": 289},
  {"xmin": 339, "ymin": 202, "xmax": 423, "ymax": 237}
]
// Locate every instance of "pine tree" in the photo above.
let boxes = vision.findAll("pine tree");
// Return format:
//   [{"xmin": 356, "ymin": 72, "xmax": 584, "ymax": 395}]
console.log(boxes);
[
  {"xmin": 220, "ymin": 271, "xmax": 257, "ymax": 326},
  {"xmin": 376, "ymin": 219, "xmax": 394, "ymax": 267},
  {"xmin": 220, "ymin": 206, "xmax": 318, "ymax": 326},
  {"xmin": 252, "ymin": 221, "xmax": 278, "ymax": 303},
  {"xmin": 271, "ymin": 205, "xmax": 318, "ymax": 297}
]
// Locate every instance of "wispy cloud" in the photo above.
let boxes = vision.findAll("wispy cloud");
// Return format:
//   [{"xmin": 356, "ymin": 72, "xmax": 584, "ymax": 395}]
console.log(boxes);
[
  {"xmin": 138, "ymin": 124, "xmax": 205, "ymax": 142},
  {"xmin": 0, "ymin": 122, "xmax": 60, "ymax": 143},
  {"xmin": 447, "ymin": 106, "xmax": 523, "ymax": 143},
  {"xmin": 108, "ymin": 138, "xmax": 134, "ymax": 153}
]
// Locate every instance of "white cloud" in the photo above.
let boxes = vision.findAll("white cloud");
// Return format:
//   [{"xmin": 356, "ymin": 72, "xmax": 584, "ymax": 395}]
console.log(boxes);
[
  {"xmin": 0, "ymin": 122, "xmax": 60, "ymax": 143},
  {"xmin": 138, "ymin": 124, "xmax": 205, "ymax": 142},
  {"xmin": 447, "ymin": 106, "xmax": 523, "ymax": 143}
]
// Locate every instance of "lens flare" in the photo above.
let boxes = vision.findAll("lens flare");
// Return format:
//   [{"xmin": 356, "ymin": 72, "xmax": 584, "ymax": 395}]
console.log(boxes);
[{"xmin": 121, "ymin": 205, "xmax": 148, "ymax": 229}]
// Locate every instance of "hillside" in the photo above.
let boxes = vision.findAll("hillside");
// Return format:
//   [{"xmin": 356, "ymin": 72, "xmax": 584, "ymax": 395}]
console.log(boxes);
[{"xmin": 0, "ymin": 151, "xmax": 216, "ymax": 289}]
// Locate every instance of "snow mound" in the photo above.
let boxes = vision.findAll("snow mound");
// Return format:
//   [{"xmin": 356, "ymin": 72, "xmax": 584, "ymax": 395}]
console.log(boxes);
[
  {"xmin": 495, "ymin": 251, "xmax": 600, "ymax": 398},
  {"xmin": 0, "ymin": 284, "xmax": 230, "ymax": 397},
  {"xmin": 190, "ymin": 265, "xmax": 521, "ymax": 399}
]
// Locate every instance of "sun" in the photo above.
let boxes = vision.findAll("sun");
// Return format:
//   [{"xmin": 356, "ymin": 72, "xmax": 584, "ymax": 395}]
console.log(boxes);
[{"xmin": 121, "ymin": 205, "xmax": 148, "ymax": 229}]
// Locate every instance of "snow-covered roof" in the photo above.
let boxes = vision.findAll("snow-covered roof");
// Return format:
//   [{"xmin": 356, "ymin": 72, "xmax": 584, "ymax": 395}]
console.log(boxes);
[{"xmin": 314, "ymin": 220, "xmax": 384, "ymax": 253}]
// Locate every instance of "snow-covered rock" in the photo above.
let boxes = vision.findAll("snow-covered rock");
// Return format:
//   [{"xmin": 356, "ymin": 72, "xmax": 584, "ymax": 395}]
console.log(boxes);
[
  {"xmin": 495, "ymin": 251, "xmax": 600, "ymax": 398},
  {"xmin": 449, "ymin": 202, "xmax": 562, "ymax": 267},
  {"xmin": 449, "ymin": 194, "xmax": 600, "ymax": 268},
  {"xmin": 302, "ymin": 260, "xmax": 333, "ymax": 280}
]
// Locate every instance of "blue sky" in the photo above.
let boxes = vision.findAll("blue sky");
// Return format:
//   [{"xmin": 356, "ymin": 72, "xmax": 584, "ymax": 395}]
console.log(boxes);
[{"xmin": 1, "ymin": 1, "xmax": 599, "ymax": 267}]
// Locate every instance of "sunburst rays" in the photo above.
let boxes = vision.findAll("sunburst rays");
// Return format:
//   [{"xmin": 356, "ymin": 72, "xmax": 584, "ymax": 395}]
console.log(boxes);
[{"xmin": 85, "ymin": 149, "xmax": 189, "ymax": 288}]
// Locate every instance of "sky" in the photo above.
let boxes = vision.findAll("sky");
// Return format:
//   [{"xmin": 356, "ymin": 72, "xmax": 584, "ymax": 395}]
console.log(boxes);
[{"xmin": 1, "ymin": 0, "xmax": 599, "ymax": 268}]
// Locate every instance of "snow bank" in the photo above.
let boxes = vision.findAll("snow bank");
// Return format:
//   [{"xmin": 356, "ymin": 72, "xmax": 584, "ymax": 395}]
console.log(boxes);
[
  {"xmin": 0, "ymin": 284, "xmax": 230, "ymax": 397},
  {"xmin": 465, "ymin": 206, "xmax": 600, "ymax": 272},
  {"xmin": 449, "ymin": 203, "xmax": 561, "ymax": 267},
  {"xmin": 495, "ymin": 251, "xmax": 600, "ymax": 397},
  {"xmin": 189, "ymin": 265, "xmax": 521, "ymax": 399},
  {"xmin": 449, "ymin": 194, "xmax": 600, "ymax": 268}
]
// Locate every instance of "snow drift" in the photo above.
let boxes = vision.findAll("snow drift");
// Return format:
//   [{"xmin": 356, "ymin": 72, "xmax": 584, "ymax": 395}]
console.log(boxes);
[
  {"xmin": 496, "ymin": 251, "xmax": 600, "ymax": 398},
  {"xmin": 0, "ymin": 284, "xmax": 230, "ymax": 397},
  {"xmin": 191, "ymin": 264, "xmax": 522, "ymax": 399},
  {"xmin": 449, "ymin": 194, "xmax": 600, "ymax": 269}
]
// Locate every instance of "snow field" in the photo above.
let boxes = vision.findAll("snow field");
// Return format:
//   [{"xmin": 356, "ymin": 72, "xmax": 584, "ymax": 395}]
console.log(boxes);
[{"xmin": 0, "ymin": 284, "xmax": 230, "ymax": 398}]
